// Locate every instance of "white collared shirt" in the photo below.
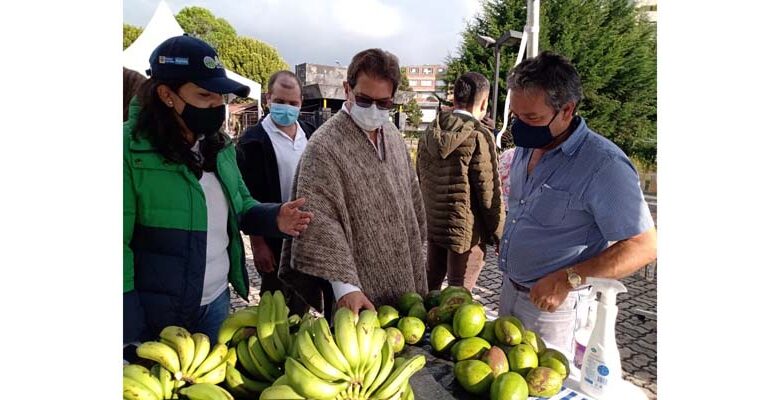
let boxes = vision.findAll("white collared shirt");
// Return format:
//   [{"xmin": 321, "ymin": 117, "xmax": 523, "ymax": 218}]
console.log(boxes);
[{"xmin": 261, "ymin": 117, "xmax": 308, "ymax": 203}]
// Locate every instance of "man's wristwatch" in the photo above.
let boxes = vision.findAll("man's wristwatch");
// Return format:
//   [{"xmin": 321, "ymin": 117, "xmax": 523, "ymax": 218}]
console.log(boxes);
[{"xmin": 565, "ymin": 267, "xmax": 582, "ymax": 289}]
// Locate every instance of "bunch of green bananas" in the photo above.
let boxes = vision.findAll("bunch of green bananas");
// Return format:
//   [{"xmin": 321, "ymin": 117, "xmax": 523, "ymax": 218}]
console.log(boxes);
[
  {"xmin": 217, "ymin": 291, "xmax": 299, "ymax": 399},
  {"xmin": 132, "ymin": 326, "xmax": 231, "ymax": 398},
  {"xmin": 259, "ymin": 308, "xmax": 424, "ymax": 400}
]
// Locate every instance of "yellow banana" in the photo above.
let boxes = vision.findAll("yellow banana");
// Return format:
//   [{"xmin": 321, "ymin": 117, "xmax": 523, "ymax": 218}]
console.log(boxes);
[
  {"xmin": 159, "ymin": 326, "xmax": 195, "ymax": 374},
  {"xmin": 187, "ymin": 333, "xmax": 211, "ymax": 376},
  {"xmin": 359, "ymin": 347, "xmax": 383, "ymax": 398},
  {"xmin": 285, "ymin": 358, "xmax": 351, "ymax": 400},
  {"xmin": 311, "ymin": 318, "xmax": 352, "ymax": 377},
  {"xmin": 365, "ymin": 341, "xmax": 395, "ymax": 397},
  {"xmin": 358, "ymin": 329, "xmax": 387, "ymax": 396},
  {"xmin": 272, "ymin": 374, "xmax": 289, "ymax": 386},
  {"xmin": 371, "ymin": 354, "xmax": 426, "ymax": 400},
  {"xmin": 225, "ymin": 347, "xmax": 238, "ymax": 368},
  {"xmin": 192, "ymin": 359, "xmax": 227, "ymax": 384},
  {"xmin": 334, "ymin": 307, "xmax": 361, "ymax": 373},
  {"xmin": 356, "ymin": 309, "xmax": 379, "ymax": 373},
  {"xmin": 178, "ymin": 383, "xmax": 233, "ymax": 400},
  {"xmin": 218, "ymin": 308, "xmax": 258, "ymax": 344},
  {"xmin": 258, "ymin": 384, "xmax": 305, "ymax": 400},
  {"xmin": 123, "ymin": 376, "xmax": 161, "ymax": 400},
  {"xmin": 402, "ymin": 381, "xmax": 414, "ymax": 400},
  {"xmin": 151, "ymin": 364, "xmax": 174, "ymax": 400},
  {"xmin": 136, "ymin": 341, "xmax": 181, "ymax": 379},
  {"xmin": 190, "ymin": 343, "xmax": 227, "ymax": 379},
  {"xmin": 224, "ymin": 363, "xmax": 270, "ymax": 397},
  {"xmin": 248, "ymin": 335, "xmax": 284, "ymax": 382},
  {"xmin": 124, "ymin": 365, "xmax": 164, "ymax": 400},
  {"xmin": 295, "ymin": 330, "xmax": 351, "ymax": 382}
]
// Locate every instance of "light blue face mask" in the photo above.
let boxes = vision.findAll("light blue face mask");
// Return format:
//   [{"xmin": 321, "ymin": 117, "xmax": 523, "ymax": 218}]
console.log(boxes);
[{"xmin": 269, "ymin": 103, "xmax": 300, "ymax": 127}]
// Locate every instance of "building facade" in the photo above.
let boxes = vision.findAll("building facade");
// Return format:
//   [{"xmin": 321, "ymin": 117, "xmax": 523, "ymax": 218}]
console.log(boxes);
[{"xmin": 402, "ymin": 64, "xmax": 448, "ymax": 131}]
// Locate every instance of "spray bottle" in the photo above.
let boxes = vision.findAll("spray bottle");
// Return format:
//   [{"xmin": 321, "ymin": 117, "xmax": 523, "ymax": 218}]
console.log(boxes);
[
  {"xmin": 574, "ymin": 291, "xmax": 597, "ymax": 370},
  {"xmin": 579, "ymin": 278, "xmax": 629, "ymax": 399}
]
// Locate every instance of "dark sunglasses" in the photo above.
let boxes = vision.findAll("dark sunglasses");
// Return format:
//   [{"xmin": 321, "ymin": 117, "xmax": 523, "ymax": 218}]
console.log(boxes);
[{"xmin": 354, "ymin": 94, "xmax": 395, "ymax": 111}]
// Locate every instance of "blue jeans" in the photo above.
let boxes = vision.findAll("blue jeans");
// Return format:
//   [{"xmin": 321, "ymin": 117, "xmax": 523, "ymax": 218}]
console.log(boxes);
[
  {"xmin": 124, "ymin": 289, "xmax": 231, "ymax": 363},
  {"xmin": 193, "ymin": 288, "xmax": 231, "ymax": 345}
]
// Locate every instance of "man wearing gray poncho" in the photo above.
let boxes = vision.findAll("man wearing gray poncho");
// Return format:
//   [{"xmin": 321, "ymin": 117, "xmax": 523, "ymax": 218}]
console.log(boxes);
[{"xmin": 279, "ymin": 48, "xmax": 428, "ymax": 316}]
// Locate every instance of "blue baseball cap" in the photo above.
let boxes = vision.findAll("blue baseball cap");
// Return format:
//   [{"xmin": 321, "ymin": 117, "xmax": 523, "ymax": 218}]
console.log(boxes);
[{"xmin": 147, "ymin": 34, "xmax": 250, "ymax": 97}]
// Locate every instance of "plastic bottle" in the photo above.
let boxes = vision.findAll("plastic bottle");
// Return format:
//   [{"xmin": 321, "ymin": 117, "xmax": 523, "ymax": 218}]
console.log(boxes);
[
  {"xmin": 574, "ymin": 292, "xmax": 597, "ymax": 370},
  {"xmin": 579, "ymin": 278, "xmax": 627, "ymax": 399}
]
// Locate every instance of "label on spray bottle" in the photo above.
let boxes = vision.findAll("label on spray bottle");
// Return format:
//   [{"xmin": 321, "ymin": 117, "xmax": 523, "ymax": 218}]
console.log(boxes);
[{"xmin": 582, "ymin": 347, "xmax": 610, "ymax": 391}]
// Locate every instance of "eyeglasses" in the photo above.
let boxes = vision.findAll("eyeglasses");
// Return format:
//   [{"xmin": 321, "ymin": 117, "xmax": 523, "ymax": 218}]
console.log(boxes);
[{"xmin": 354, "ymin": 94, "xmax": 395, "ymax": 111}]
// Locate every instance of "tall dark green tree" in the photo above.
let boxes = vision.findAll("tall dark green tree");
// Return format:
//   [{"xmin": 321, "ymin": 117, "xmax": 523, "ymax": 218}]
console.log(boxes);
[
  {"xmin": 446, "ymin": 0, "xmax": 656, "ymax": 166},
  {"xmin": 399, "ymin": 71, "xmax": 424, "ymax": 130}
]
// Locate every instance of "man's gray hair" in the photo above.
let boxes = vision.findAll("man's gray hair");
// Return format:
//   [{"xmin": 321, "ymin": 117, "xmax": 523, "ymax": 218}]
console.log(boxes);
[{"xmin": 507, "ymin": 51, "xmax": 583, "ymax": 111}]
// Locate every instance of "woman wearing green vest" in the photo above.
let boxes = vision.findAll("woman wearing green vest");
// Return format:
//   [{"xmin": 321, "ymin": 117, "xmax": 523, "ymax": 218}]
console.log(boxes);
[{"xmin": 123, "ymin": 35, "xmax": 313, "ymax": 350}]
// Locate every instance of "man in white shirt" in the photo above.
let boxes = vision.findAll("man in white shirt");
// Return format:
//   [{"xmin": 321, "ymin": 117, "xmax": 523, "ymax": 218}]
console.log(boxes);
[{"xmin": 236, "ymin": 71, "xmax": 317, "ymax": 315}]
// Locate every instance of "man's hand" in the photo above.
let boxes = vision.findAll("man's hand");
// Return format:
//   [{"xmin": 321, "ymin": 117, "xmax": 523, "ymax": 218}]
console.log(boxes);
[
  {"xmin": 337, "ymin": 291, "xmax": 375, "ymax": 315},
  {"xmin": 277, "ymin": 198, "xmax": 313, "ymax": 237},
  {"xmin": 529, "ymin": 269, "xmax": 571, "ymax": 313},
  {"xmin": 250, "ymin": 236, "xmax": 276, "ymax": 274}
]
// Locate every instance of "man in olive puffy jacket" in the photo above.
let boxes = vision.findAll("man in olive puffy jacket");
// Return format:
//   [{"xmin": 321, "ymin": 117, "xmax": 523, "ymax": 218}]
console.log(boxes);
[{"xmin": 416, "ymin": 72, "xmax": 504, "ymax": 292}]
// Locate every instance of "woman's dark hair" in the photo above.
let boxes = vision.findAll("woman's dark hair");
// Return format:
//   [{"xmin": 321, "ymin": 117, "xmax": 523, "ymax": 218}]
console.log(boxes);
[{"xmin": 131, "ymin": 79, "xmax": 229, "ymax": 177}]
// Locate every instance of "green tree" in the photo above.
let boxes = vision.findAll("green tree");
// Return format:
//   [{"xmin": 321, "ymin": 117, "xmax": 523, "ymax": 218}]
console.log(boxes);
[
  {"xmin": 175, "ymin": 6, "xmax": 236, "ymax": 42},
  {"xmin": 174, "ymin": 6, "xmax": 288, "ymax": 90},
  {"xmin": 123, "ymin": 23, "xmax": 142, "ymax": 50},
  {"xmin": 447, "ymin": 0, "xmax": 656, "ymax": 165},
  {"xmin": 398, "ymin": 70, "xmax": 423, "ymax": 130}
]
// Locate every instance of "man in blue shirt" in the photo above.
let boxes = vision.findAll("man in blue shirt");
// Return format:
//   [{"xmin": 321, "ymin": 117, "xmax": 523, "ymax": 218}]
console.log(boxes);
[{"xmin": 497, "ymin": 51, "xmax": 657, "ymax": 358}]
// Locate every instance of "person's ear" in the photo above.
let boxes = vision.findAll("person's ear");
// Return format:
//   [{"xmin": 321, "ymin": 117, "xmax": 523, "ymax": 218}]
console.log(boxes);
[{"xmin": 156, "ymin": 85, "xmax": 175, "ymax": 107}]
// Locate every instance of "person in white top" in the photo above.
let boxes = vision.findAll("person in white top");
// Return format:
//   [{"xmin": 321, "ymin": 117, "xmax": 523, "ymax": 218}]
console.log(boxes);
[{"xmin": 237, "ymin": 71, "xmax": 316, "ymax": 315}]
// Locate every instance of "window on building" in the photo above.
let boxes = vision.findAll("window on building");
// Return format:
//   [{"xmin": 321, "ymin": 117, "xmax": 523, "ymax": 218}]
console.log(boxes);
[
  {"xmin": 437, "ymin": 68, "xmax": 444, "ymax": 73},
  {"xmin": 410, "ymin": 68, "xmax": 418, "ymax": 73},
  {"xmin": 408, "ymin": 80, "xmax": 418, "ymax": 86},
  {"xmin": 436, "ymin": 80, "xmax": 446, "ymax": 87},
  {"xmin": 421, "ymin": 80, "xmax": 432, "ymax": 86},
  {"xmin": 424, "ymin": 68, "xmax": 432, "ymax": 74}
]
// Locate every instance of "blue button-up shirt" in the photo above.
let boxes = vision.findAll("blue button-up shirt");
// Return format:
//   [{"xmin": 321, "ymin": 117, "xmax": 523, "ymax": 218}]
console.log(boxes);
[{"xmin": 498, "ymin": 117, "xmax": 654, "ymax": 284}]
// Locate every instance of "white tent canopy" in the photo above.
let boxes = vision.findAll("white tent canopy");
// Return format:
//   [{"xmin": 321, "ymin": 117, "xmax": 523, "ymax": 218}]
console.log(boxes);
[{"xmin": 123, "ymin": 0, "xmax": 263, "ymax": 99}]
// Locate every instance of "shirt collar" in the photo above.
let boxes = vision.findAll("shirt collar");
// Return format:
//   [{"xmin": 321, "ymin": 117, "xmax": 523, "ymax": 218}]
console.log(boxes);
[
  {"xmin": 262, "ymin": 116, "xmax": 303, "ymax": 141},
  {"xmin": 560, "ymin": 116, "xmax": 589, "ymax": 156},
  {"xmin": 452, "ymin": 109, "xmax": 474, "ymax": 118}
]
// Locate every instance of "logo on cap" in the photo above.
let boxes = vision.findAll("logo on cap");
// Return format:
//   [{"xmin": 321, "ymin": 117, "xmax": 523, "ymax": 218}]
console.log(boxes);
[
  {"xmin": 203, "ymin": 56, "xmax": 224, "ymax": 69},
  {"xmin": 158, "ymin": 56, "xmax": 189, "ymax": 65}
]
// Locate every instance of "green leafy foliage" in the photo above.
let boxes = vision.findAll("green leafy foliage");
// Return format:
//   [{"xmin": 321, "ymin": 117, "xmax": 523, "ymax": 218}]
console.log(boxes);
[{"xmin": 446, "ymin": 0, "xmax": 656, "ymax": 165}]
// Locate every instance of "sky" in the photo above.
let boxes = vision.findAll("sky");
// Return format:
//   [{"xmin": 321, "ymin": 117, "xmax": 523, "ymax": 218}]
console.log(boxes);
[{"xmin": 123, "ymin": 0, "xmax": 484, "ymax": 69}]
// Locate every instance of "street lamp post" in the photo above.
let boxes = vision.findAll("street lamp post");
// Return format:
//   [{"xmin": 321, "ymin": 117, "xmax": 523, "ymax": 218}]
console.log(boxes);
[{"xmin": 477, "ymin": 30, "xmax": 523, "ymax": 122}]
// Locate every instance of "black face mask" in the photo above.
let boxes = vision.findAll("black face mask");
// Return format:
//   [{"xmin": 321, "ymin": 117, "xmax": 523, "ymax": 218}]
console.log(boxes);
[
  {"xmin": 511, "ymin": 110, "xmax": 560, "ymax": 148},
  {"xmin": 178, "ymin": 101, "xmax": 226, "ymax": 139}
]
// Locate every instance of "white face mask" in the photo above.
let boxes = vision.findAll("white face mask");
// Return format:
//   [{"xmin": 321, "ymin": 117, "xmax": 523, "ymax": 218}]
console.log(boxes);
[{"xmin": 349, "ymin": 103, "xmax": 389, "ymax": 132}]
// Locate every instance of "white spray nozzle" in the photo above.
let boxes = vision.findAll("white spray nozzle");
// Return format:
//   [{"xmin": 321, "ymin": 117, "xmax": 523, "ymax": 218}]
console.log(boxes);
[{"xmin": 587, "ymin": 277, "xmax": 628, "ymax": 306}]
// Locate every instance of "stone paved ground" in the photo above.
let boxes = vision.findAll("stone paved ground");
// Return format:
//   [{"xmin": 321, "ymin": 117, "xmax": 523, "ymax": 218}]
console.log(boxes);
[{"xmin": 230, "ymin": 194, "xmax": 658, "ymax": 399}]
